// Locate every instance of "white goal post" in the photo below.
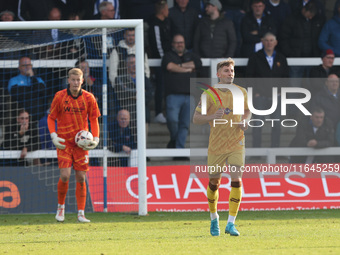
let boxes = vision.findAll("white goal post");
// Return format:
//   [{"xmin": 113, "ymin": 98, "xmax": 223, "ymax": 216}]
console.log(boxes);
[{"xmin": 0, "ymin": 20, "xmax": 147, "ymax": 216}]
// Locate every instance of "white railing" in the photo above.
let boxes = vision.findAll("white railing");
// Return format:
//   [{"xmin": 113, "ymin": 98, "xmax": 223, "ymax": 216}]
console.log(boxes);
[{"xmin": 1, "ymin": 147, "xmax": 339, "ymax": 165}]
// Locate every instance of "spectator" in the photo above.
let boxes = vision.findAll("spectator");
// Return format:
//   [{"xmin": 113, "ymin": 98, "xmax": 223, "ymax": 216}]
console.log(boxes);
[
  {"xmin": 38, "ymin": 107, "xmax": 57, "ymax": 165},
  {"xmin": 246, "ymin": 32, "xmax": 289, "ymax": 148},
  {"xmin": 148, "ymin": 0, "xmax": 171, "ymax": 58},
  {"xmin": 3, "ymin": 109, "xmax": 40, "ymax": 166},
  {"xmin": 17, "ymin": 0, "xmax": 67, "ymax": 21},
  {"xmin": 222, "ymin": 0, "xmax": 250, "ymax": 57},
  {"xmin": 194, "ymin": 0, "xmax": 237, "ymax": 58},
  {"xmin": 109, "ymin": 109, "xmax": 137, "ymax": 167},
  {"xmin": 308, "ymin": 49, "xmax": 339, "ymax": 97},
  {"xmin": 318, "ymin": 1, "xmax": 340, "ymax": 57},
  {"xmin": 310, "ymin": 73, "xmax": 340, "ymax": 129},
  {"xmin": 115, "ymin": 54, "xmax": 153, "ymax": 129},
  {"xmin": 39, "ymin": 107, "xmax": 55, "ymax": 150},
  {"xmin": 92, "ymin": 0, "xmax": 120, "ymax": 19},
  {"xmin": 75, "ymin": 58, "xmax": 120, "ymax": 118},
  {"xmin": 265, "ymin": 0, "xmax": 291, "ymax": 33},
  {"xmin": 96, "ymin": 1, "xmax": 116, "ymax": 19},
  {"xmin": 290, "ymin": 107, "xmax": 334, "ymax": 163},
  {"xmin": 241, "ymin": 0, "xmax": 277, "ymax": 57},
  {"xmin": 148, "ymin": 0, "xmax": 171, "ymax": 124},
  {"xmin": 280, "ymin": 1, "xmax": 324, "ymax": 58},
  {"xmin": 0, "ymin": 2, "xmax": 18, "ymax": 16},
  {"xmin": 0, "ymin": 10, "xmax": 15, "ymax": 21},
  {"xmin": 289, "ymin": 0, "xmax": 326, "ymax": 21},
  {"xmin": 32, "ymin": 7, "xmax": 75, "ymax": 59},
  {"xmin": 162, "ymin": 34, "xmax": 202, "ymax": 153},
  {"xmin": 8, "ymin": 56, "xmax": 47, "ymax": 121},
  {"xmin": 169, "ymin": 0, "xmax": 200, "ymax": 51},
  {"xmin": 109, "ymin": 29, "xmax": 150, "ymax": 86}
]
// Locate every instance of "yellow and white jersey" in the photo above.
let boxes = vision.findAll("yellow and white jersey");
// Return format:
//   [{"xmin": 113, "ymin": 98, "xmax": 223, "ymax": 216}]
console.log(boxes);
[{"xmin": 195, "ymin": 83, "xmax": 249, "ymax": 155}]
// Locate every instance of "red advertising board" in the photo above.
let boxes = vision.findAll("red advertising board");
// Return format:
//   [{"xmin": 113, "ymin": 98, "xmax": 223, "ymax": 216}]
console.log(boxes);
[{"xmin": 87, "ymin": 165, "xmax": 340, "ymax": 212}]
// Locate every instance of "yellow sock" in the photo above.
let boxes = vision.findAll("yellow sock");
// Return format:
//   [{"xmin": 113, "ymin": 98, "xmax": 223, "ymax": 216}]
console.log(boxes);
[
  {"xmin": 229, "ymin": 187, "xmax": 242, "ymax": 217},
  {"xmin": 207, "ymin": 185, "xmax": 219, "ymax": 213}
]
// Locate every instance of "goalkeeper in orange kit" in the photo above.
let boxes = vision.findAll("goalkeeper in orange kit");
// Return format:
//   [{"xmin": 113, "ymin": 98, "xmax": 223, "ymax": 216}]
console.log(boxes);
[
  {"xmin": 193, "ymin": 58, "xmax": 251, "ymax": 236},
  {"xmin": 48, "ymin": 68, "xmax": 101, "ymax": 223}
]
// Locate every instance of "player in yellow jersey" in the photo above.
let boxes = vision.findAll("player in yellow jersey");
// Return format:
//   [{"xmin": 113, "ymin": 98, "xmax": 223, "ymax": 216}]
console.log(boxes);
[
  {"xmin": 48, "ymin": 68, "xmax": 101, "ymax": 223},
  {"xmin": 193, "ymin": 58, "xmax": 251, "ymax": 236}
]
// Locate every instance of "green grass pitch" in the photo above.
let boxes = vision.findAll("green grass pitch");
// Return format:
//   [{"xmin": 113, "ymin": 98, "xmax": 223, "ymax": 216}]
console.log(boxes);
[{"xmin": 0, "ymin": 210, "xmax": 339, "ymax": 255}]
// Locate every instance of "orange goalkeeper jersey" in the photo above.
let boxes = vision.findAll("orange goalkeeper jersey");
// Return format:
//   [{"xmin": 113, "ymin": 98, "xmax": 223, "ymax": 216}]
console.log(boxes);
[{"xmin": 48, "ymin": 88, "xmax": 101, "ymax": 146}]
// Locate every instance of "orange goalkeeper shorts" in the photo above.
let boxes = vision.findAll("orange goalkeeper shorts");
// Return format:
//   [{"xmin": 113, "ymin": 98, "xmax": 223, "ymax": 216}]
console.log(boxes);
[{"xmin": 57, "ymin": 145, "xmax": 89, "ymax": 171}]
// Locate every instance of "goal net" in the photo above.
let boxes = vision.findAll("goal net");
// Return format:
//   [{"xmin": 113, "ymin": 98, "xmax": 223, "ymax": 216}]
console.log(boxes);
[{"xmin": 0, "ymin": 20, "xmax": 147, "ymax": 215}]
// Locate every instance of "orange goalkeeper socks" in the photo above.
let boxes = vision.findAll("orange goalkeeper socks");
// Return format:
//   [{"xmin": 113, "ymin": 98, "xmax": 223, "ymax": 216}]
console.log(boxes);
[
  {"xmin": 76, "ymin": 182, "xmax": 87, "ymax": 211},
  {"xmin": 57, "ymin": 178, "xmax": 69, "ymax": 205}
]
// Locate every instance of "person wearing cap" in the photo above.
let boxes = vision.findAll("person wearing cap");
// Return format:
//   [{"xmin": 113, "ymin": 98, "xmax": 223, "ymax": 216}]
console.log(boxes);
[
  {"xmin": 0, "ymin": 10, "xmax": 15, "ymax": 21},
  {"xmin": 240, "ymin": 0, "xmax": 277, "ymax": 57},
  {"xmin": 193, "ymin": 0, "xmax": 237, "ymax": 58},
  {"xmin": 309, "ymin": 49, "xmax": 339, "ymax": 97}
]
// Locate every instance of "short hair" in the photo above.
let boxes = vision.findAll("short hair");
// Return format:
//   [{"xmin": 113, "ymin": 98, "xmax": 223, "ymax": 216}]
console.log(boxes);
[
  {"xmin": 74, "ymin": 57, "xmax": 87, "ymax": 68},
  {"xmin": 17, "ymin": 108, "xmax": 29, "ymax": 116},
  {"xmin": 311, "ymin": 106, "xmax": 324, "ymax": 114},
  {"xmin": 262, "ymin": 32, "xmax": 276, "ymax": 40},
  {"xmin": 251, "ymin": 0, "xmax": 265, "ymax": 5},
  {"xmin": 68, "ymin": 68, "xmax": 83, "ymax": 77},
  {"xmin": 125, "ymin": 28, "xmax": 135, "ymax": 33},
  {"xmin": 99, "ymin": 1, "xmax": 113, "ymax": 12},
  {"xmin": 126, "ymin": 54, "xmax": 136, "ymax": 62},
  {"xmin": 155, "ymin": 0, "xmax": 167, "ymax": 14},
  {"xmin": 303, "ymin": 1, "xmax": 317, "ymax": 15},
  {"xmin": 217, "ymin": 58, "xmax": 235, "ymax": 71}
]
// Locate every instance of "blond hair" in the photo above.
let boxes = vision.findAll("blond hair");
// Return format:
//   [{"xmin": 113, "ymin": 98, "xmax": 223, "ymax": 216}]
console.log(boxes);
[
  {"xmin": 216, "ymin": 58, "xmax": 235, "ymax": 71},
  {"xmin": 68, "ymin": 68, "xmax": 83, "ymax": 77}
]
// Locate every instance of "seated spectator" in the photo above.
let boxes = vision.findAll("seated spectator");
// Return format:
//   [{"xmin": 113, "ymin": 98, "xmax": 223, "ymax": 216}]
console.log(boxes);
[
  {"xmin": 3, "ymin": 109, "xmax": 40, "ymax": 166},
  {"xmin": 8, "ymin": 56, "xmax": 47, "ymax": 121},
  {"xmin": 162, "ymin": 34, "xmax": 202, "ymax": 151},
  {"xmin": 290, "ymin": 107, "xmax": 334, "ymax": 163},
  {"xmin": 109, "ymin": 28, "xmax": 150, "ymax": 85},
  {"xmin": 280, "ymin": 1, "xmax": 324, "ymax": 58},
  {"xmin": 309, "ymin": 73, "xmax": 340, "ymax": 129},
  {"xmin": 115, "ymin": 54, "xmax": 153, "ymax": 128},
  {"xmin": 18, "ymin": 0, "xmax": 54, "ymax": 21},
  {"xmin": 90, "ymin": 0, "xmax": 119, "ymax": 20},
  {"xmin": 194, "ymin": 0, "xmax": 237, "ymax": 58},
  {"xmin": 32, "ymin": 7, "xmax": 77, "ymax": 60},
  {"xmin": 0, "ymin": 10, "xmax": 15, "ymax": 21},
  {"xmin": 246, "ymin": 32, "xmax": 289, "ymax": 148},
  {"xmin": 75, "ymin": 58, "xmax": 120, "ymax": 119},
  {"xmin": 169, "ymin": 0, "xmax": 200, "ymax": 51},
  {"xmin": 241, "ymin": 0, "xmax": 277, "ymax": 57},
  {"xmin": 95, "ymin": 1, "xmax": 116, "ymax": 20},
  {"xmin": 308, "ymin": 49, "xmax": 339, "ymax": 97},
  {"xmin": 318, "ymin": 1, "xmax": 340, "ymax": 56},
  {"xmin": 109, "ymin": 109, "xmax": 136, "ymax": 167},
  {"xmin": 39, "ymin": 107, "xmax": 55, "ymax": 150}
]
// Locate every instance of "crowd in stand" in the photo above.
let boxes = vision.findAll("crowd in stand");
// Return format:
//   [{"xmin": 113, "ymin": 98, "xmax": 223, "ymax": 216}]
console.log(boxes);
[{"xmin": 1, "ymin": 0, "xmax": 340, "ymax": 165}]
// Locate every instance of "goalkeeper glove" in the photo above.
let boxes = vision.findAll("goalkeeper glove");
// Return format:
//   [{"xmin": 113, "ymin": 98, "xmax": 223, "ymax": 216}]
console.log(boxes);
[
  {"xmin": 83, "ymin": 137, "xmax": 99, "ymax": 151},
  {"xmin": 51, "ymin": 132, "xmax": 66, "ymax": 150}
]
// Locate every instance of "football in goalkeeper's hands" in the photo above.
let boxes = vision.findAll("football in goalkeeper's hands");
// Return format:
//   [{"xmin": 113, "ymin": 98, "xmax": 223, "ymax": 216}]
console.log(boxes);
[{"xmin": 75, "ymin": 130, "xmax": 93, "ymax": 148}]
